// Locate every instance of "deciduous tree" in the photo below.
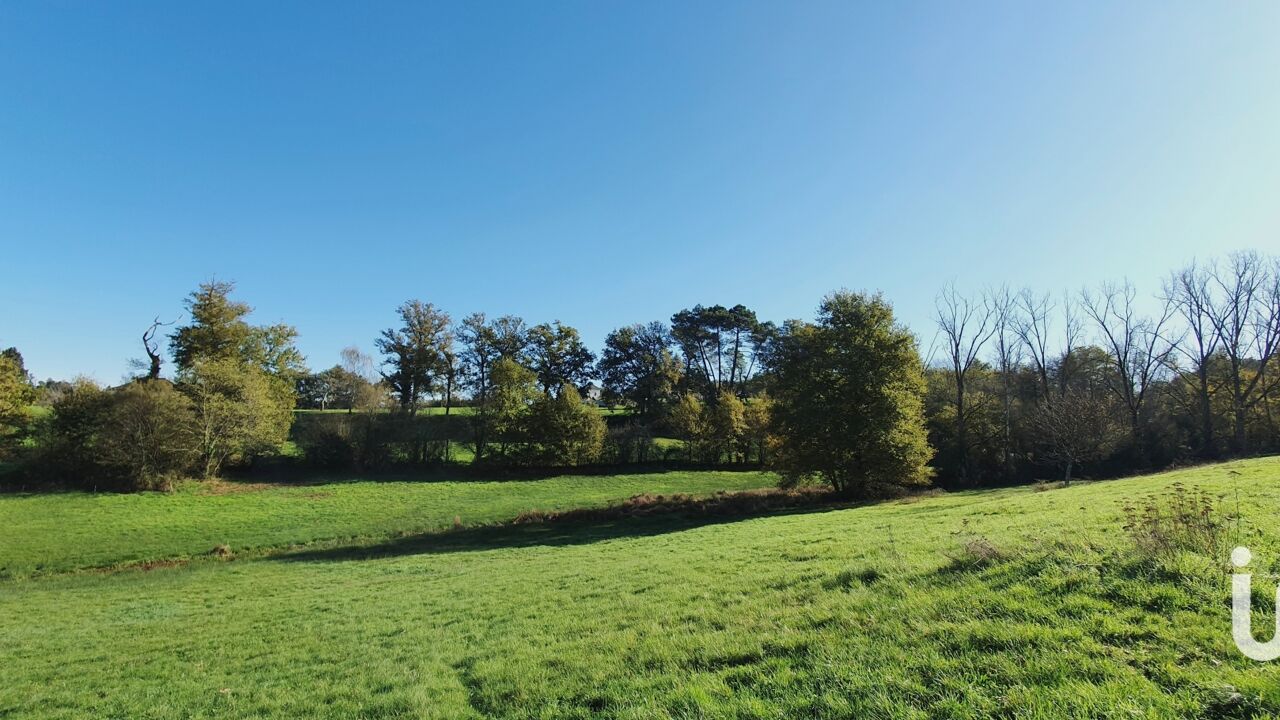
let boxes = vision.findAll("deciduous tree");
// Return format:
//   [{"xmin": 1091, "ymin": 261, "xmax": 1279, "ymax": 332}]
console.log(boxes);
[
  {"xmin": 479, "ymin": 357, "xmax": 539, "ymax": 458},
  {"xmin": 526, "ymin": 321, "xmax": 596, "ymax": 396},
  {"xmin": 769, "ymin": 291, "xmax": 933, "ymax": 496},
  {"xmin": 524, "ymin": 385, "xmax": 606, "ymax": 466},
  {"xmin": 0, "ymin": 351, "xmax": 34, "ymax": 455},
  {"xmin": 1166, "ymin": 262, "xmax": 1221, "ymax": 458},
  {"xmin": 1205, "ymin": 252, "xmax": 1280, "ymax": 453},
  {"xmin": 597, "ymin": 322, "xmax": 681, "ymax": 421},
  {"xmin": 1080, "ymin": 280, "xmax": 1176, "ymax": 456},
  {"xmin": 376, "ymin": 300, "xmax": 452, "ymax": 415},
  {"xmin": 934, "ymin": 283, "xmax": 997, "ymax": 483},
  {"xmin": 169, "ymin": 282, "xmax": 300, "ymax": 476},
  {"xmin": 181, "ymin": 359, "xmax": 294, "ymax": 478},
  {"xmin": 1030, "ymin": 390, "xmax": 1121, "ymax": 484}
]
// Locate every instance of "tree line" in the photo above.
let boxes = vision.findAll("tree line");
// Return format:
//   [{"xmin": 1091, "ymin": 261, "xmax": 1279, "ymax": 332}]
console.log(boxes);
[
  {"xmin": 0, "ymin": 249, "xmax": 1277, "ymax": 495},
  {"xmin": 926, "ymin": 250, "xmax": 1280, "ymax": 486}
]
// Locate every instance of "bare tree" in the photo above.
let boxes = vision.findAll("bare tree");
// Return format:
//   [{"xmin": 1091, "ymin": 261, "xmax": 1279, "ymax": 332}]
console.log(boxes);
[
  {"xmin": 988, "ymin": 286, "xmax": 1019, "ymax": 482},
  {"xmin": 339, "ymin": 346, "xmax": 376, "ymax": 415},
  {"xmin": 1206, "ymin": 252, "xmax": 1280, "ymax": 453},
  {"xmin": 1030, "ymin": 390, "xmax": 1121, "ymax": 484},
  {"xmin": 935, "ymin": 283, "xmax": 997, "ymax": 482},
  {"xmin": 1014, "ymin": 289, "xmax": 1054, "ymax": 402},
  {"xmin": 1080, "ymin": 280, "xmax": 1177, "ymax": 454},
  {"xmin": 340, "ymin": 346, "xmax": 376, "ymax": 382},
  {"xmin": 1164, "ymin": 262, "xmax": 1222, "ymax": 458},
  {"xmin": 139, "ymin": 317, "xmax": 176, "ymax": 381},
  {"xmin": 1057, "ymin": 291, "xmax": 1083, "ymax": 396}
]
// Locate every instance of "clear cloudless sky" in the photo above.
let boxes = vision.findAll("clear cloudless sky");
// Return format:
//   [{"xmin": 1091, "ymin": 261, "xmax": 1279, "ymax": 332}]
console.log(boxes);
[{"xmin": 2, "ymin": 1, "xmax": 1279, "ymax": 382}]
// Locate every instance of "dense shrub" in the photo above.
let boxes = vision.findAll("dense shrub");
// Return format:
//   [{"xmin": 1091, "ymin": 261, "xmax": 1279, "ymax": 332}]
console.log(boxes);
[
  {"xmin": 665, "ymin": 391, "xmax": 765, "ymax": 464},
  {"xmin": 30, "ymin": 378, "xmax": 111, "ymax": 484},
  {"xmin": 294, "ymin": 410, "xmax": 470, "ymax": 469},
  {"xmin": 602, "ymin": 424, "xmax": 659, "ymax": 464},
  {"xmin": 27, "ymin": 379, "xmax": 197, "ymax": 490},
  {"xmin": 95, "ymin": 381, "xmax": 198, "ymax": 490},
  {"xmin": 0, "ymin": 353, "xmax": 35, "ymax": 458},
  {"xmin": 181, "ymin": 358, "xmax": 294, "ymax": 477},
  {"xmin": 521, "ymin": 386, "xmax": 606, "ymax": 466},
  {"xmin": 296, "ymin": 423, "xmax": 357, "ymax": 469}
]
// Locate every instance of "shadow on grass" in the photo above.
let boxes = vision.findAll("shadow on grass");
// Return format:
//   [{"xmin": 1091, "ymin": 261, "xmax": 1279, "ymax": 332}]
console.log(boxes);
[
  {"xmin": 226, "ymin": 460, "xmax": 771, "ymax": 488},
  {"xmin": 274, "ymin": 489, "xmax": 854, "ymax": 563}
]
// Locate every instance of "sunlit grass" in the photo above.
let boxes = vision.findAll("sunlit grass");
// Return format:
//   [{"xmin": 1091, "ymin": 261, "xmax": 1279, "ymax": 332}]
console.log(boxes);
[
  {"xmin": 0, "ymin": 470, "xmax": 774, "ymax": 577},
  {"xmin": 1, "ymin": 459, "xmax": 1277, "ymax": 718}
]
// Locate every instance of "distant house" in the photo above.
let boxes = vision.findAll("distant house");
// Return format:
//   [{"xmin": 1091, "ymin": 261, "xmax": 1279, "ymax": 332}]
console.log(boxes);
[{"xmin": 581, "ymin": 382, "xmax": 603, "ymax": 404}]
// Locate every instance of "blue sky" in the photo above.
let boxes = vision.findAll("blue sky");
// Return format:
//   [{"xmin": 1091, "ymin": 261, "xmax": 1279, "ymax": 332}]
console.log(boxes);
[{"xmin": 2, "ymin": 1, "xmax": 1278, "ymax": 381}]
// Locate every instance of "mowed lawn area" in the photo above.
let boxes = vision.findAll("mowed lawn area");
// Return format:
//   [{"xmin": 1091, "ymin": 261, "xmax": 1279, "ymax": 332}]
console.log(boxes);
[{"xmin": 2, "ymin": 459, "xmax": 1279, "ymax": 718}]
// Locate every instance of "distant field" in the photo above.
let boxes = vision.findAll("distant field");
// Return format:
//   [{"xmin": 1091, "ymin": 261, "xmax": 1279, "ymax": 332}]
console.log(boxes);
[
  {"xmin": 2, "ymin": 459, "xmax": 1278, "ymax": 718},
  {"xmin": 0, "ymin": 470, "xmax": 772, "ymax": 577}
]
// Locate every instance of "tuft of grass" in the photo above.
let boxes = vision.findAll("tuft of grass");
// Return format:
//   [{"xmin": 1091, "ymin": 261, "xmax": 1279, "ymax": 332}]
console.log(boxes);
[
  {"xmin": 942, "ymin": 518, "xmax": 1008, "ymax": 572},
  {"xmin": 1121, "ymin": 482, "xmax": 1231, "ymax": 563}
]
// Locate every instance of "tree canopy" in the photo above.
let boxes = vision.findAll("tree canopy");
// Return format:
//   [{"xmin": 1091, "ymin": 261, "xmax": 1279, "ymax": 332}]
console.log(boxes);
[
  {"xmin": 768, "ymin": 291, "xmax": 933, "ymax": 496},
  {"xmin": 376, "ymin": 300, "xmax": 452, "ymax": 414},
  {"xmin": 597, "ymin": 322, "xmax": 682, "ymax": 421}
]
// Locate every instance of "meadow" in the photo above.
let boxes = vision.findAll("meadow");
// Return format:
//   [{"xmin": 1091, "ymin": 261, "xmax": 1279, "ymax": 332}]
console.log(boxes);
[
  {"xmin": 2, "ymin": 459, "xmax": 1279, "ymax": 718},
  {"xmin": 0, "ymin": 470, "xmax": 769, "ymax": 578}
]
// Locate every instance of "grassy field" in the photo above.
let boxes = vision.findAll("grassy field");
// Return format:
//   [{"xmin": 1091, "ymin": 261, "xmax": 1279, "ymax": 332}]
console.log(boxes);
[
  {"xmin": 0, "ymin": 470, "xmax": 772, "ymax": 577},
  {"xmin": 2, "ymin": 459, "xmax": 1279, "ymax": 718}
]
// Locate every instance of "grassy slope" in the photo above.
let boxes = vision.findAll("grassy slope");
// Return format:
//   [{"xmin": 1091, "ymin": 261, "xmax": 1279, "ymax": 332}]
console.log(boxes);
[
  {"xmin": 2, "ymin": 459, "xmax": 1279, "ymax": 718},
  {"xmin": 0, "ymin": 471, "xmax": 773, "ymax": 577}
]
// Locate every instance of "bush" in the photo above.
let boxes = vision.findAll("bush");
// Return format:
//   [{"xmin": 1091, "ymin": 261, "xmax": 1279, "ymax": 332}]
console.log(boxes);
[
  {"xmin": 0, "ymin": 353, "xmax": 35, "ymax": 459},
  {"xmin": 522, "ymin": 385, "xmax": 606, "ymax": 466},
  {"xmin": 27, "ymin": 379, "xmax": 197, "ymax": 490},
  {"xmin": 29, "ymin": 378, "xmax": 111, "ymax": 485},
  {"xmin": 296, "ymin": 423, "xmax": 357, "ymax": 469},
  {"xmin": 602, "ymin": 424, "xmax": 658, "ymax": 464},
  {"xmin": 96, "ymin": 381, "xmax": 198, "ymax": 489},
  {"xmin": 180, "ymin": 358, "xmax": 294, "ymax": 477}
]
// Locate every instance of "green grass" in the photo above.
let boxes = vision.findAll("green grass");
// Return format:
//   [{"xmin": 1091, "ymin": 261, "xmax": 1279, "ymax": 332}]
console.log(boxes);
[
  {"xmin": 0, "ymin": 470, "xmax": 774, "ymax": 577},
  {"xmin": 2, "ymin": 459, "xmax": 1279, "ymax": 718}
]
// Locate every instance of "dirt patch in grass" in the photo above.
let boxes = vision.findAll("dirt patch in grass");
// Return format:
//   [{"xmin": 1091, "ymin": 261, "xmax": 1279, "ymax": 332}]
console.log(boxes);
[
  {"xmin": 90, "ymin": 557, "xmax": 191, "ymax": 574},
  {"xmin": 511, "ymin": 486, "xmax": 839, "ymax": 526},
  {"xmin": 194, "ymin": 480, "xmax": 277, "ymax": 495}
]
